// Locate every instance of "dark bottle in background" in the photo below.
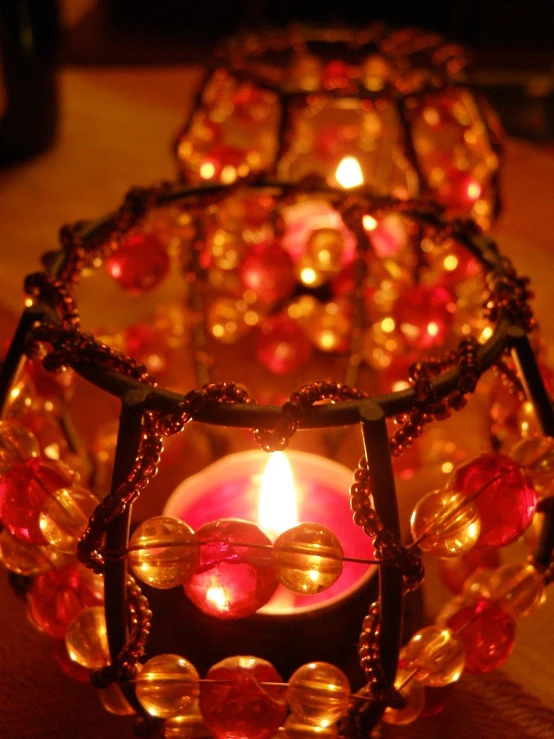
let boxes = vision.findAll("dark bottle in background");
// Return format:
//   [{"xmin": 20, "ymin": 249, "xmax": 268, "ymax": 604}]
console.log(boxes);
[{"xmin": 0, "ymin": 0, "xmax": 60, "ymax": 166}]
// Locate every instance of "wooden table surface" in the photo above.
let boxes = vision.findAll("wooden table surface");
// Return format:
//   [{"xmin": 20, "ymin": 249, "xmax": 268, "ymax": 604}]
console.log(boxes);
[{"xmin": 1, "ymin": 67, "xmax": 554, "ymax": 739}]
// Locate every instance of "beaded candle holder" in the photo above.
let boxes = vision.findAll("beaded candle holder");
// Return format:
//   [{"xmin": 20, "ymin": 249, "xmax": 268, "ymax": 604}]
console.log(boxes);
[
  {"xmin": 176, "ymin": 25, "xmax": 502, "ymax": 230},
  {"xmin": 0, "ymin": 178, "xmax": 553, "ymax": 739}
]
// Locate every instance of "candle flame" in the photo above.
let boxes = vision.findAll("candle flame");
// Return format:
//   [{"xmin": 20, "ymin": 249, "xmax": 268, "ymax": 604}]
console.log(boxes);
[
  {"xmin": 258, "ymin": 452, "xmax": 299, "ymax": 540},
  {"xmin": 335, "ymin": 156, "xmax": 364, "ymax": 189}
]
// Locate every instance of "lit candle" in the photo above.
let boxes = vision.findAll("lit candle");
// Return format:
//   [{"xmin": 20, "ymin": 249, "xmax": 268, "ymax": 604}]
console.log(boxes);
[{"xmin": 163, "ymin": 450, "xmax": 375, "ymax": 616}]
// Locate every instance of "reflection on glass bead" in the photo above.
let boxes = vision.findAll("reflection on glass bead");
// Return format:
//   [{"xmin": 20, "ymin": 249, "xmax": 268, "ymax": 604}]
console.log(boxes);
[
  {"xmin": 136, "ymin": 654, "xmax": 200, "ymax": 719},
  {"xmin": 17, "ymin": 411, "xmax": 69, "ymax": 462},
  {"xmin": 39, "ymin": 485, "xmax": 99, "ymax": 554},
  {"xmin": 394, "ymin": 285, "xmax": 455, "ymax": 350},
  {"xmin": 510, "ymin": 436, "xmax": 554, "ymax": 499},
  {"xmin": 0, "ymin": 419, "xmax": 40, "ymax": 474},
  {"xmin": 283, "ymin": 714, "xmax": 338, "ymax": 738},
  {"xmin": 438, "ymin": 548, "xmax": 501, "ymax": 594},
  {"xmin": 272, "ymin": 523, "xmax": 344, "ymax": 595},
  {"xmin": 185, "ymin": 519, "xmax": 277, "ymax": 619},
  {"xmin": 0, "ymin": 458, "xmax": 76, "ymax": 544},
  {"xmin": 98, "ymin": 682, "xmax": 136, "ymax": 716},
  {"xmin": 164, "ymin": 703, "xmax": 211, "ymax": 738},
  {"xmin": 287, "ymin": 662, "xmax": 350, "ymax": 726},
  {"xmin": 410, "ymin": 489, "xmax": 480, "ymax": 557},
  {"xmin": 105, "ymin": 233, "xmax": 170, "ymax": 294},
  {"xmin": 517, "ymin": 401, "xmax": 541, "ymax": 440},
  {"xmin": 239, "ymin": 239, "xmax": 295, "ymax": 305},
  {"xmin": 382, "ymin": 668, "xmax": 425, "ymax": 726},
  {"xmin": 28, "ymin": 564, "xmax": 104, "ymax": 638},
  {"xmin": 437, "ymin": 595, "xmax": 516, "ymax": 673},
  {"xmin": 305, "ymin": 301, "xmax": 352, "ymax": 353},
  {"xmin": 256, "ymin": 315, "xmax": 313, "ymax": 375},
  {"xmin": 4, "ymin": 373, "xmax": 35, "ymax": 418},
  {"xmin": 129, "ymin": 516, "xmax": 200, "ymax": 590},
  {"xmin": 486, "ymin": 563, "xmax": 546, "ymax": 618},
  {"xmin": 65, "ymin": 606, "xmax": 110, "ymax": 669},
  {"xmin": 200, "ymin": 656, "xmax": 287, "ymax": 739},
  {"xmin": 404, "ymin": 626, "xmax": 465, "ymax": 687},
  {"xmin": 54, "ymin": 640, "xmax": 93, "ymax": 682},
  {"xmin": 448, "ymin": 453, "xmax": 537, "ymax": 548},
  {"xmin": 0, "ymin": 529, "xmax": 52, "ymax": 575},
  {"xmin": 207, "ymin": 297, "xmax": 258, "ymax": 345}
]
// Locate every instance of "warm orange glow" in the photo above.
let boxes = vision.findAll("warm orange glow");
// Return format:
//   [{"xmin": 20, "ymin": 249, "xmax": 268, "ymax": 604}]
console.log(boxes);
[
  {"xmin": 200, "ymin": 161, "xmax": 216, "ymax": 180},
  {"xmin": 362, "ymin": 214, "xmax": 378, "ymax": 231},
  {"xmin": 258, "ymin": 452, "xmax": 299, "ymax": 540},
  {"xmin": 467, "ymin": 181, "xmax": 482, "ymax": 201},
  {"xmin": 335, "ymin": 156, "xmax": 364, "ymax": 189}
]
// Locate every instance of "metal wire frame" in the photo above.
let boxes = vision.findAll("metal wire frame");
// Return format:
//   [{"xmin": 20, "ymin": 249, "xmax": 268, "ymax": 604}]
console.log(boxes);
[{"xmin": 0, "ymin": 181, "xmax": 552, "ymax": 735}]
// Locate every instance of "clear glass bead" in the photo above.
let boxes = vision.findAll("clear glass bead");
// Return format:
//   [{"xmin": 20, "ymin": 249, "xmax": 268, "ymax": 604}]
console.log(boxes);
[
  {"xmin": 510, "ymin": 436, "xmax": 554, "ymax": 499},
  {"xmin": 283, "ymin": 714, "xmax": 338, "ymax": 738},
  {"xmin": 287, "ymin": 662, "xmax": 351, "ymax": 727},
  {"xmin": 410, "ymin": 489, "xmax": 480, "ymax": 557},
  {"xmin": 65, "ymin": 606, "xmax": 110, "ymax": 669},
  {"xmin": 404, "ymin": 625, "xmax": 465, "ymax": 687},
  {"xmin": 164, "ymin": 703, "xmax": 211, "ymax": 738},
  {"xmin": 0, "ymin": 528, "xmax": 52, "ymax": 575},
  {"xmin": 0, "ymin": 419, "xmax": 40, "ymax": 474},
  {"xmin": 272, "ymin": 523, "xmax": 344, "ymax": 595},
  {"xmin": 487, "ymin": 563, "xmax": 546, "ymax": 618},
  {"xmin": 39, "ymin": 485, "xmax": 99, "ymax": 553},
  {"xmin": 129, "ymin": 516, "xmax": 200, "ymax": 589},
  {"xmin": 98, "ymin": 682, "xmax": 136, "ymax": 715},
  {"xmin": 136, "ymin": 654, "xmax": 200, "ymax": 719},
  {"xmin": 382, "ymin": 667, "xmax": 425, "ymax": 726}
]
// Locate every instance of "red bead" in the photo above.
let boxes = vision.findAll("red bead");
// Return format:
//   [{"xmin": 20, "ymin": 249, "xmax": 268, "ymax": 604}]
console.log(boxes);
[
  {"xmin": 28, "ymin": 564, "xmax": 104, "ymax": 638},
  {"xmin": 437, "ymin": 171, "xmax": 483, "ymax": 210},
  {"xmin": 448, "ymin": 453, "xmax": 537, "ymax": 548},
  {"xmin": 322, "ymin": 60, "xmax": 351, "ymax": 91},
  {"xmin": 0, "ymin": 457, "xmax": 75, "ymax": 544},
  {"xmin": 106, "ymin": 233, "xmax": 170, "ymax": 294},
  {"xmin": 124, "ymin": 323, "xmax": 171, "ymax": 378},
  {"xmin": 438, "ymin": 595, "xmax": 516, "ymax": 673},
  {"xmin": 394, "ymin": 285, "xmax": 455, "ymax": 350},
  {"xmin": 437, "ymin": 548, "xmax": 501, "ymax": 594},
  {"xmin": 199, "ymin": 656, "xmax": 287, "ymax": 739},
  {"xmin": 239, "ymin": 239, "xmax": 295, "ymax": 305},
  {"xmin": 185, "ymin": 519, "xmax": 278, "ymax": 619},
  {"xmin": 256, "ymin": 315, "xmax": 313, "ymax": 375}
]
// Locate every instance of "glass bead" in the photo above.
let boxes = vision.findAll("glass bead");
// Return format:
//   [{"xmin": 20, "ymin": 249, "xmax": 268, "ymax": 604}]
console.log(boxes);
[
  {"xmin": 65, "ymin": 605, "xmax": 110, "ymax": 669},
  {"xmin": 287, "ymin": 662, "xmax": 351, "ymax": 726},
  {"xmin": 256, "ymin": 315, "xmax": 313, "ymax": 375},
  {"xmin": 0, "ymin": 419, "xmax": 40, "ymax": 474},
  {"xmin": 207, "ymin": 297, "xmax": 257, "ymax": 345},
  {"xmin": 136, "ymin": 654, "xmax": 199, "ymax": 719},
  {"xmin": 124, "ymin": 323, "xmax": 171, "ymax": 377},
  {"xmin": 448, "ymin": 453, "xmax": 537, "ymax": 548},
  {"xmin": 105, "ymin": 232, "xmax": 170, "ymax": 294},
  {"xmin": 164, "ymin": 703, "xmax": 211, "ymax": 739},
  {"xmin": 53, "ymin": 640, "xmax": 93, "ymax": 682},
  {"xmin": 410, "ymin": 489, "xmax": 480, "ymax": 557},
  {"xmin": 129, "ymin": 516, "xmax": 200, "ymax": 590},
  {"xmin": 199, "ymin": 655, "xmax": 287, "ymax": 739},
  {"xmin": 394, "ymin": 285, "xmax": 455, "ymax": 350},
  {"xmin": 437, "ymin": 595, "xmax": 516, "ymax": 673},
  {"xmin": 0, "ymin": 528, "xmax": 53, "ymax": 575},
  {"xmin": 185, "ymin": 519, "xmax": 277, "ymax": 619},
  {"xmin": 382, "ymin": 668, "xmax": 425, "ymax": 726},
  {"xmin": 28, "ymin": 564, "xmax": 104, "ymax": 638},
  {"xmin": 283, "ymin": 714, "xmax": 338, "ymax": 738},
  {"xmin": 305, "ymin": 300, "xmax": 352, "ymax": 353},
  {"xmin": 438, "ymin": 548, "xmax": 501, "ymax": 594},
  {"xmin": 39, "ymin": 485, "xmax": 99, "ymax": 554},
  {"xmin": 239, "ymin": 239, "xmax": 295, "ymax": 305},
  {"xmin": 420, "ymin": 684, "xmax": 456, "ymax": 717},
  {"xmin": 17, "ymin": 411, "xmax": 69, "ymax": 462},
  {"xmin": 486, "ymin": 563, "xmax": 545, "ymax": 618},
  {"xmin": 0, "ymin": 457, "xmax": 76, "ymax": 544},
  {"xmin": 98, "ymin": 682, "xmax": 136, "ymax": 716},
  {"xmin": 272, "ymin": 523, "xmax": 344, "ymax": 595},
  {"xmin": 4, "ymin": 373, "xmax": 35, "ymax": 417},
  {"xmin": 404, "ymin": 625, "xmax": 465, "ymax": 687},
  {"xmin": 510, "ymin": 436, "xmax": 554, "ymax": 499}
]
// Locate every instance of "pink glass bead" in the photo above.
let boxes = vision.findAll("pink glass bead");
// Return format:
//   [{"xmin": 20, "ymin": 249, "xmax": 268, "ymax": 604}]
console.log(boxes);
[
  {"xmin": 0, "ymin": 457, "xmax": 75, "ymax": 544},
  {"xmin": 199, "ymin": 656, "xmax": 287, "ymax": 739},
  {"xmin": 106, "ymin": 233, "xmax": 170, "ymax": 293},
  {"xmin": 239, "ymin": 239, "xmax": 295, "ymax": 305},
  {"xmin": 28, "ymin": 564, "xmax": 104, "ymax": 638},
  {"xmin": 394, "ymin": 285, "xmax": 455, "ymax": 350},
  {"xmin": 448, "ymin": 453, "xmax": 537, "ymax": 548},
  {"xmin": 185, "ymin": 519, "xmax": 278, "ymax": 619},
  {"xmin": 256, "ymin": 315, "xmax": 313, "ymax": 375},
  {"xmin": 437, "ymin": 595, "xmax": 516, "ymax": 673}
]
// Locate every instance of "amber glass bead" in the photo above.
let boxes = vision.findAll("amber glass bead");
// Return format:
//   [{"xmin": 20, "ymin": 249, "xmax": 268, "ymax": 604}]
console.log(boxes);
[
  {"xmin": 199, "ymin": 656, "xmax": 287, "ymax": 739},
  {"xmin": 39, "ymin": 485, "xmax": 99, "ymax": 554},
  {"xmin": 510, "ymin": 436, "xmax": 554, "ymax": 499},
  {"xmin": 129, "ymin": 516, "xmax": 200, "ymax": 590},
  {"xmin": 0, "ymin": 529, "xmax": 52, "ymax": 575},
  {"xmin": 28, "ymin": 564, "xmax": 104, "ymax": 638},
  {"xmin": 410, "ymin": 489, "xmax": 480, "ymax": 557},
  {"xmin": 404, "ymin": 625, "xmax": 465, "ymax": 687},
  {"xmin": 65, "ymin": 606, "xmax": 110, "ymax": 669},
  {"xmin": 486, "ymin": 563, "xmax": 546, "ymax": 618},
  {"xmin": 382, "ymin": 667, "xmax": 425, "ymax": 726},
  {"xmin": 287, "ymin": 662, "xmax": 351, "ymax": 727},
  {"xmin": 53, "ymin": 640, "xmax": 93, "ymax": 682},
  {"xmin": 437, "ymin": 595, "xmax": 516, "ymax": 673},
  {"xmin": 272, "ymin": 523, "xmax": 344, "ymax": 595},
  {"xmin": 0, "ymin": 419, "xmax": 40, "ymax": 474},
  {"xmin": 283, "ymin": 714, "xmax": 338, "ymax": 738},
  {"xmin": 185, "ymin": 519, "xmax": 277, "ymax": 619},
  {"xmin": 164, "ymin": 703, "xmax": 211, "ymax": 738},
  {"xmin": 98, "ymin": 682, "xmax": 136, "ymax": 716},
  {"xmin": 136, "ymin": 654, "xmax": 200, "ymax": 719}
]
